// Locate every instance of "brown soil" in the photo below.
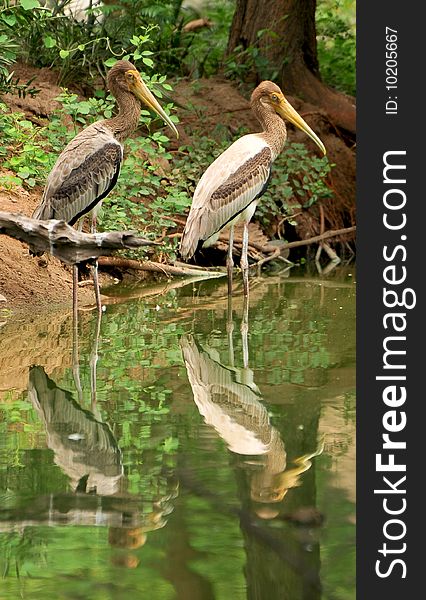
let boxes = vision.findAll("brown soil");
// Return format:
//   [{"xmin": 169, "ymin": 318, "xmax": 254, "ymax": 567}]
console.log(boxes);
[
  {"xmin": 0, "ymin": 63, "xmax": 355, "ymax": 310},
  {"xmin": 2, "ymin": 63, "xmax": 62, "ymax": 121},
  {"xmin": 0, "ymin": 181, "xmax": 97, "ymax": 309}
]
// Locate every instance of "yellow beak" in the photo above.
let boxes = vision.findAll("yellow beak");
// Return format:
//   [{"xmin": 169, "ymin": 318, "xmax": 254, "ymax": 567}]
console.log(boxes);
[
  {"xmin": 130, "ymin": 71, "xmax": 179, "ymax": 139},
  {"xmin": 277, "ymin": 96, "xmax": 326, "ymax": 155}
]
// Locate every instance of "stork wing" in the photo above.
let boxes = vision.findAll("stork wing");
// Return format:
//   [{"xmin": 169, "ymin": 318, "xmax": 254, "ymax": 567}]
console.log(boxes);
[
  {"xmin": 181, "ymin": 134, "xmax": 272, "ymax": 259},
  {"xmin": 33, "ymin": 122, "xmax": 123, "ymax": 225}
]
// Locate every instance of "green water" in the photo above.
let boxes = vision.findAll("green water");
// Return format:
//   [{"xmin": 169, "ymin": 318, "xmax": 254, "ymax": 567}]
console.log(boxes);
[{"xmin": 0, "ymin": 269, "xmax": 355, "ymax": 600}]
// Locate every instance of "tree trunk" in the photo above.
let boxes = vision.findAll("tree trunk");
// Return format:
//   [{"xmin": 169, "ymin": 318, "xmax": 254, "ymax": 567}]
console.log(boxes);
[{"xmin": 227, "ymin": 0, "xmax": 355, "ymax": 134}]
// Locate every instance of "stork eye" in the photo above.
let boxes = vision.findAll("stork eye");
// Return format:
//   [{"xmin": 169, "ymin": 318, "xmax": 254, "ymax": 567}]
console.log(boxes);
[
  {"xmin": 126, "ymin": 72, "xmax": 135, "ymax": 80},
  {"xmin": 271, "ymin": 93, "xmax": 279, "ymax": 102}
]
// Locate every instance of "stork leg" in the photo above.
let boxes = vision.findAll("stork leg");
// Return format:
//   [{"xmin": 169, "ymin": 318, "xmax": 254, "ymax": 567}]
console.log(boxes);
[
  {"xmin": 241, "ymin": 221, "xmax": 250, "ymax": 297},
  {"xmin": 227, "ymin": 225, "xmax": 234, "ymax": 296}
]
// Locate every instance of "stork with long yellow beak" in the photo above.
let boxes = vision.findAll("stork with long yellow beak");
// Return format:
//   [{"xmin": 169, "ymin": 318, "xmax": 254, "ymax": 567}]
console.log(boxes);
[
  {"xmin": 32, "ymin": 60, "xmax": 178, "ymax": 311},
  {"xmin": 180, "ymin": 81, "xmax": 326, "ymax": 296}
]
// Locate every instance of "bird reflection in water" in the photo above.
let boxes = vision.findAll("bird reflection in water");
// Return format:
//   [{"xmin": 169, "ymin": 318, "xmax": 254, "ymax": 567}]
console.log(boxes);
[
  {"xmin": 71, "ymin": 302, "xmax": 102, "ymax": 411},
  {"xmin": 26, "ymin": 366, "xmax": 177, "ymax": 567},
  {"xmin": 180, "ymin": 296, "xmax": 323, "ymax": 519},
  {"xmin": 28, "ymin": 365, "xmax": 123, "ymax": 496}
]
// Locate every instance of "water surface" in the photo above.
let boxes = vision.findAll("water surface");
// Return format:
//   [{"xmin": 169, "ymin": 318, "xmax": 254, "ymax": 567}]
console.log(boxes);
[{"xmin": 0, "ymin": 269, "xmax": 355, "ymax": 599}]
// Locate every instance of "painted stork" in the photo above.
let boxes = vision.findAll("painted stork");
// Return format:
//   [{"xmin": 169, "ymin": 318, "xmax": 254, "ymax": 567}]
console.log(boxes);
[
  {"xmin": 32, "ymin": 59, "xmax": 178, "ymax": 312},
  {"xmin": 180, "ymin": 81, "xmax": 326, "ymax": 296}
]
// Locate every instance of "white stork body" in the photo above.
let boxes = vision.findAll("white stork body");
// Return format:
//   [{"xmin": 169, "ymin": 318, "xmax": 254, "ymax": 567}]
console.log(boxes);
[
  {"xmin": 181, "ymin": 133, "xmax": 276, "ymax": 255},
  {"xmin": 180, "ymin": 81, "xmax": 326, "ymax": 296}
]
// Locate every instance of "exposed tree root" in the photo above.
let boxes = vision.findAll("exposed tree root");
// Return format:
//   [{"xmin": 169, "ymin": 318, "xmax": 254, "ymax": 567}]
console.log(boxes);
[{"xmin": 97, "ymin": 256, "xmax": 225, "ymax": 279}]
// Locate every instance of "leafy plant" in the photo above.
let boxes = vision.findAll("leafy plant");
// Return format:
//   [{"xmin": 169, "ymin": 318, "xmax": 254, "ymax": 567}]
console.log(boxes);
[
  {"xmin": 0, "ymin": 103, "xmax": 55, "ymax": 187},
  {"xmin": 316, "ymin": 0, "xmax": 356, "ymax": 96},
  {"xmin": 254, "ymin": 143, "xmax": 333, "ymax": 230},
  {"xmin": 0, "ymin": 2, "xmax": 41, "ymax": 95},
  {"xmin": 0, "ymin": 0, "xmax": 239, "ymax": 88}
]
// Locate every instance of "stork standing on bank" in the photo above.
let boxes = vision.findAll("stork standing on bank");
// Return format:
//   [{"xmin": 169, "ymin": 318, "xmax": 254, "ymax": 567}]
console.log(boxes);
[
  {"xmin": 180, "ymin": 81, "xmax": 326, "ymax": 296},
  {"xmin": 32, "ymin": 60, "xmax": 178, "ymax": 312}
]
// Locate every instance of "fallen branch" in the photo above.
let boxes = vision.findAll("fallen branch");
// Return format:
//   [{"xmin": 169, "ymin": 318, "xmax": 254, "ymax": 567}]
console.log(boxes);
[
  {"xmin": 278, "ymin": 226, "xmax": 356, "ymax": 251},
  {"xmin": 97, "ymin": 256, "xmax": 225, "ymax": 279},
  {"xmin": 219, "ymin": 226, "xmax": 355, "ymax": 255},
  {"xmin": 0, "ymin": 211, "xmax": 158, "ymax": 265},
  {"xmin": 253, "ymin": 247, "xmax": 282, "ymax": 275}
]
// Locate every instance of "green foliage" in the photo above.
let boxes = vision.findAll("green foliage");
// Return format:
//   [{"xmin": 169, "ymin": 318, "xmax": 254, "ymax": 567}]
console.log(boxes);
[
  {"xmin": 0, "ymin": 103, "xmax": 54, "ymax": 187},
  {"xmin": 316, "ymin": 0, "xmax": 356, "ymax": 96},
  {"xmin": 257, "ymin": 143, "xmax": 333, "ymax": 229},
  {"xmin": 54, "ymin": 89, "xmax": 115, "ymax": 127},
  {"xmin": 0, "ymin": 3, "xmax": 40, "ymax": 95},
  {"xmin": 0, "ymin": 0, "xmax": 236, "ymax": 87},
  {"xmin": 224, "ymin": 28, "xmax": 280, "ymax": 82},
  {"xmin": 1, "ymin": 0, "xmax": 355, "ymax": 99}
]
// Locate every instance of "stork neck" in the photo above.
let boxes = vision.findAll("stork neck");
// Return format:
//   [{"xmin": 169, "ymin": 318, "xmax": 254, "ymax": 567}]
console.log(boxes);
[
  {"xmin": 253, "ymin": 105, "xmax": 287, "ymax": 160},
  {"xmin": 104, "ymin": 91, "xmax": 141, "ymax": 143},
  {"xmin": 262, "ymin": 113, "xmax": 287, "ymax": 159}
]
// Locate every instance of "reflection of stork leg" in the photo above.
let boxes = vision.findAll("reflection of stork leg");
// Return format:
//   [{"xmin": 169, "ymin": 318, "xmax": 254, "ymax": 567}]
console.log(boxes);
[
  {"xmin": 72, "ymin": 288, "xmax": 83, "ymax": 405},
  {"xmin": 227, "ymin": 294, "xmax": 235, "ymax": 368},
  {"xmin": 227, "ymin": 225, "xmax": 234, "ymax": 296},
  {"xmin": 241, "ymin": 221, "xmax": 250, "ymax": 297},
  {"xmin": 90, "ymin": 213, "xmax": 102, "ymax": 313},
  {"xmin": 241, "ymin": 294, "xmax": 249, "ymax": 369},
  {"xmin": 91, "ymin": 262, "xmax": 102, "ymax": 314},
  {"xmin": 90, "ymin": 306, "xmax": 102, "ymax": 418},
  {"xmin": 72, "ymin": 265, "xmax": 79, "ymax": 322}
]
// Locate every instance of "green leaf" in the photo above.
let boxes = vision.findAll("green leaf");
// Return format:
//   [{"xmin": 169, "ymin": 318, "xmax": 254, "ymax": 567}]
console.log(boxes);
[
  {"xmin": 59, "ymin": 49, "xmax": 70, "ymax": 59},
  {"xmin": 17, "ymin": 167, "xmax": 30, "ymax": 179},
  {"xmin": 2, "ymin": 14, "xmax": 17, "ymax": 26},
  {"xmin": 78, "ymin": 44, "xmax": 85, "ymax": 51},
  {"xmin": 142, "ymin": 57, "xmax": 154, "ymax": 68},
  {"xmin": 77, "ymin": 102, "xmax": 91, "ymax": 115},
  {"xmin": 20, "ymin": 0, "xmax": 40, "ymax": 10},
  {"xmin": 104, "ymin": 58, "xmax": 117, "ymax": 67},
  {"xmin": 43, "ymin": 36, "xmax": 56, "ymax": 49}
]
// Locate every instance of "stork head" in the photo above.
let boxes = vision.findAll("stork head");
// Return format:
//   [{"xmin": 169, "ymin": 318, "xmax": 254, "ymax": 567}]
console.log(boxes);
[
  {"xmin": 107, "ymin": 60, "xmax": 178, "ymax": 138},
  {"xmin": 251, "ymin": 81, "xmax": 326, "ymax": 155}
]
